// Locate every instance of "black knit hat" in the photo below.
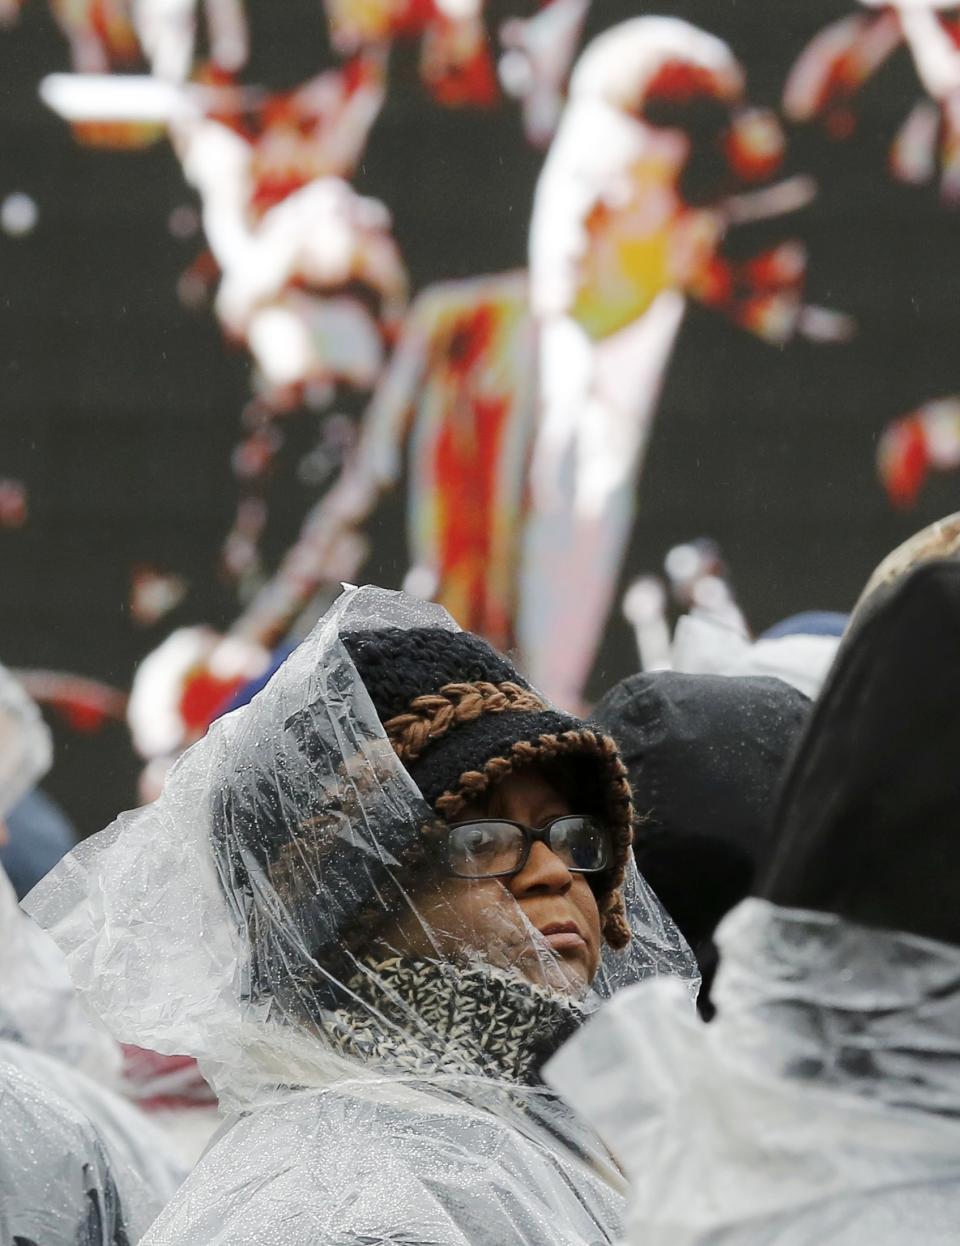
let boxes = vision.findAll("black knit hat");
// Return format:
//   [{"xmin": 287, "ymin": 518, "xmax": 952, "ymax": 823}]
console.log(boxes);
[
  {"xmin": 341, "ymin": 626, "xmax": 636, "ymax": 949},
  {"xmin": 759, "ymin": 559, "xmax": 960, "ymax": 945}
]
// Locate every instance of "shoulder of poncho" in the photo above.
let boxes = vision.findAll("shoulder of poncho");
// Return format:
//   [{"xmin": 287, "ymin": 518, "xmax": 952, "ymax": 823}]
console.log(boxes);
[
  {"xmin": 228, "ymin": 1082, "xmax": 532, "ymax": 1152},
  {"xmin": 144, "ymin": 1093, "xmax": 543, "ymax": 1246},
  {"xmin": 0, "ymin": 1055, "xmax": 95, "ymax": 1147}
]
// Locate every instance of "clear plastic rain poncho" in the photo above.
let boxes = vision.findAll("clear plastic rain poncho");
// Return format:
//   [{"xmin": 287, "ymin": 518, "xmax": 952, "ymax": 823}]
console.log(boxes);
[
  {"xmin": 547, "ymin": 900, "xmax": 960, "ymax": 1246},
  {"xmin": 0, "ymin": 1030, "xmax": 184, "ymax": 1245},
  {"xmin": 27, "ymin": 586, "xmax": 697, "ymax": 1246},
  {"xmin": 0, "ymin": 1050, "xmax": 160, "ymax": 1246},
  {"xmin": 0, "ymin": 867, "xmax": 185, "ymax": 1224},
  {"xmin": 0, "ymin": 678, "xmax": 184, "ymax": 1244},
  {"xmin": 0, "ymin": 665, "xmax": 101, "ymax": 1070},
  {"xmin": 0, "ymin": 661, "xmax": 52, "ymax": 818},
  {"xmin": 547, "ymin": 559, "xmax": 960, "ymax": 1246},
  {"xmin": 0, "ymin": 855, "xmax": 120, "ymax": 1076}
]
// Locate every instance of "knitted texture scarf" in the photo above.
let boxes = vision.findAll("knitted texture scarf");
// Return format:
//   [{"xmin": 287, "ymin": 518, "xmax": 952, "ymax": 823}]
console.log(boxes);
[{"xmin": 321, "ymin": 956, "xmax": 587, "ymax": 1086}]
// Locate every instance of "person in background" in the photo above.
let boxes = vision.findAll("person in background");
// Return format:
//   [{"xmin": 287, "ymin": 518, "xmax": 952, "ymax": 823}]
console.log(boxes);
[
  {"xmin": 0, "ymin": 1053, "xmax": 150, "ymax": 1246},
  {"xmin": 0, "ymin": 677, "xmax": 184, "ymax": 1243},
  {"xmin": 0, "ymin": 659, "xmax": 65, "ymax": 897},
  {"xmin": 1, "ymin": 786, "xmax": 77, "ymax": 898},
  {"xmin": 0, "ymin": 658, "xmax": 218, "ymax": 1165},
  {"xmin": 594, "ymin": 670, "xmax": 809, "ymax": 1014},
  {"xmin": 669, "ymin": 608, "xmax": 845, "ymax": 702},
  {"xmin": 549, "ymin": 556, "xmax": 960, "ymax": 1245}
]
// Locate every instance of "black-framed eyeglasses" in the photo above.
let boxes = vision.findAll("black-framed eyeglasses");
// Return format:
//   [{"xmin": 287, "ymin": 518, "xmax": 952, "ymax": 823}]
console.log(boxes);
[{"xmin": 446, "ymin": 815, "xmax": 613, "ymax": 880}]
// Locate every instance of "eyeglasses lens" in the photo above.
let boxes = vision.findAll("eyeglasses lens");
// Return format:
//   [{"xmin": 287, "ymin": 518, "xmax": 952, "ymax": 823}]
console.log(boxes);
[
  {"xmin": 449, "ymin": 821, "xmax": 524, "ymax": 878},
  {"xmin": 549, "ymin": 816, "xmax": 610, "ymax": 871}
]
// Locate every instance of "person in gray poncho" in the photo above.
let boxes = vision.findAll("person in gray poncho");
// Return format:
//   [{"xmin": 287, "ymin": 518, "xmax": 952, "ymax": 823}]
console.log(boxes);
[
  {"xmin": 0, "ymin": 1053, "xmax": 150, "ymax": 1246},
  {"xmin": 0, "ymin": 858, "xmax": 185, "ymax": 1245},
  {"xmin": 548, "ymin": 556, "xmax": 960, "ymax": 1246},
  {"xmin": 0, "ymin": 666, "xmax": 183, "ymax": 1245},
  {"xmin": 28, "ymin": 586, "xmax": 696, "ymax": 1246}
]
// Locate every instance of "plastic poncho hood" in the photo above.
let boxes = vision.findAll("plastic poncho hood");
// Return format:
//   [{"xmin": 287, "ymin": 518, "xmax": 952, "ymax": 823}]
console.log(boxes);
[
  {"xmin": 28, "ymin": 586, "xmax": 695, "ymax": 1109},
  {"xmin": 0, "ymin": 661, "xmax": 52, "ymax": 819},
  {"xmin": 27, "ymin": 587, "xmax": 697, "ymax": 1246},
  {"xmin": 0, "ymin": 859, "xmax": 119, "ymax": 1074}
]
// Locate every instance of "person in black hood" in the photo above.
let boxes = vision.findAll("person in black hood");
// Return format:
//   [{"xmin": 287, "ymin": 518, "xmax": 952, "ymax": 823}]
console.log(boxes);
[
  {"xmin": 550, "ymin": 557, "xmax": 960, "ymax": 1245},
  {"xmin": 594, "ymin": 670, "xmax": 810, "ymax": 1013}
]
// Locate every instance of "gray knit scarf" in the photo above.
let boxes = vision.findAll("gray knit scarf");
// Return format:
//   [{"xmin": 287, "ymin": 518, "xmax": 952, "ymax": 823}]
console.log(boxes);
[{"xmin": 321, "ymin": 956, "xmax": 587, "ymax": 1086}]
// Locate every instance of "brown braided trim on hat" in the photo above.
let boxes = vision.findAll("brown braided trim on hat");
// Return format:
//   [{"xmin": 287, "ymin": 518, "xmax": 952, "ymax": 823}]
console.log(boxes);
[
  {"xmin": 383, "ymin": 681, "xmax": 548, "ymax": 764},
  {"xmin": 432, "ymin": 729, "xmax": 635, "ymax": 950}
]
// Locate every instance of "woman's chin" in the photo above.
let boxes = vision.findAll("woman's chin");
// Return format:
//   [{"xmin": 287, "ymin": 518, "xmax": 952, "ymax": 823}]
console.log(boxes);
[{"xmin": 518, "ymin": 946, "xmax": 590, "ymax": 996}]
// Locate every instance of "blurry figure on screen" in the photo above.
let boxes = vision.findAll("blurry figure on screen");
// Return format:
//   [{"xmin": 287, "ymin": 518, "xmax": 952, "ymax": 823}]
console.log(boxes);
[
  {"xmin": 518, "ymin": 15, "xmax": 846, "ymax": 711},
  {"xmin": 232, "ymin": 17, "xmax": 822, "ymax": 684},
  {"xmin": 325, "ymin": 0, "xmax": 588, "ymax": 114},
  {"xmin": 233, "ymin": 269, "xmax": 536, "ymax": 652},
  {"xmin": 326, "ymin": 0, "xmax": 499, "ymax": 107},
  {"xmin": 497, "ymin": 0, "xmax": 591, "ymax": 145},
  {"xmin": 167, "ymin": 45, "xmax": 407, "ymax": 586},
  {"xmin": 781, "ymin": 4, "xmax": 960, "ymax": 507}
]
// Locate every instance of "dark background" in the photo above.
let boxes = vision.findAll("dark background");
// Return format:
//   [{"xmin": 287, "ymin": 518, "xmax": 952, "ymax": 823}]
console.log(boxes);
[{"xmin": 1, "ymin": 0, "xmax": 958, "ymax": 835}]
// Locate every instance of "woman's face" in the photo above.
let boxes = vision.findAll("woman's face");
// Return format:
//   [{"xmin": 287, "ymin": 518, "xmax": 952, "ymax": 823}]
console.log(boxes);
[{"xmin": 383, "ymin": 768, "xmax": 604, "ymax": 994}]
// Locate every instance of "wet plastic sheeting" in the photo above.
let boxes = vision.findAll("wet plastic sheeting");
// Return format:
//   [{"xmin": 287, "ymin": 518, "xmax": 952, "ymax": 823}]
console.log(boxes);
[
  {"xmin": 0, "ymin": 861, "xmax": 119, "ymax": 1077},
  {"xmin": 0, "ymin": 1049, "xmax": 160, "ymax": 1246},
  {"xmin": 547, "ymin": 898, "xmax": 960, "ymax": 1246},
  {"xmin": 0, "ymin": 860, "xmax": 185, "ymax": 1216},
  {"xmin": 0, "ymin": 664, "xmax": 51, "ymax": 819}
]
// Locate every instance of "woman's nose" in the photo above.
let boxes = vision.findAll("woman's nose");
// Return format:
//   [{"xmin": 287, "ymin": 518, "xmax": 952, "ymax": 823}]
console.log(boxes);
[{"xmin": 508, "ymin": 839, "xmax": 573, "ymax": 896}]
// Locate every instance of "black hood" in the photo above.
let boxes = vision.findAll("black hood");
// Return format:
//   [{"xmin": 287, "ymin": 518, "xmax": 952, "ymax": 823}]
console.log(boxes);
[
  {"xmin": 595, "ymin": 671, "xmax": 810, "ymax": 951},
  {"xmin": 760, "ymin": 559, "xmax": 960, "ymax": 945}
]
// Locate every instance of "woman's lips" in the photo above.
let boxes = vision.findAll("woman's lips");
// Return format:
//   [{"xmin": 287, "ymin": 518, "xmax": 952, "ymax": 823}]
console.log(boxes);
[
  {"xmin": 539, "ymin": 922, "xmax": 586, "ymax": 952},
  {"xmin": 544, "ymin": 932, "xmax": 586, "ymax": 951}
]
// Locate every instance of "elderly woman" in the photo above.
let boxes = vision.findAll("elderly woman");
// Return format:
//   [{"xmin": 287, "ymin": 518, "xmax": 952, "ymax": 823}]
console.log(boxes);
[{"xmin": 29, "ymin": 587, "xmax": 694, "ymax": 1246}]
